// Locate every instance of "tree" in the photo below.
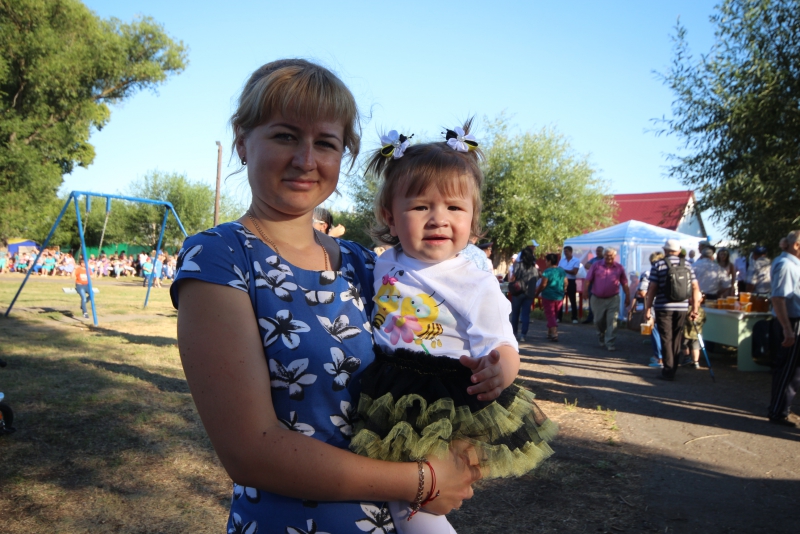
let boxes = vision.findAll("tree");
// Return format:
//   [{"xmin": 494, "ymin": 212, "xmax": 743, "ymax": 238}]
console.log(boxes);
[
  {"xmin": 0, "ymin": 0, "xmax": 188, "ymax": 241},
  {"xmin": 658, "ymin": 0, "xmax": 800, "ymax": 254},
  {"xmin": 339, "ymin": 173, "xmax": 381, "ymax": 248},
  {"xmin": 332, "ymin": 208, "xmax": 374, "ymax": 248},
  {"xmin": 123, "ymin": 171, "xmax": 245, "ymax": 249},
  {"xmin": 482, "ymin": 119, "xmax": 615, "ymax": 255}
]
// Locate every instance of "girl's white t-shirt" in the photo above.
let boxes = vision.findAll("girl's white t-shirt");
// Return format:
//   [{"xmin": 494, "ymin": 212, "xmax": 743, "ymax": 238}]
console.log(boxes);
[{"xmin": 372, "ymin": 247, "xmax": 517, "ymax": 359}]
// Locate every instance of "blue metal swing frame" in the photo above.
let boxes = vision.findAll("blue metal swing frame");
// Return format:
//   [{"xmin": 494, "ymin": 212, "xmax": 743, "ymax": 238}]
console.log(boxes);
[{"xmin": 4, "ymin": 191, "xmax": 189, "ymax": 326}]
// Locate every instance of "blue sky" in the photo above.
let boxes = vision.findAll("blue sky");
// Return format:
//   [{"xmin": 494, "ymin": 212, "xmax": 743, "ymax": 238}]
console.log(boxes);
[{"xmin": 70, "ymin": 0, "xmax": 723, "ymax": 237}]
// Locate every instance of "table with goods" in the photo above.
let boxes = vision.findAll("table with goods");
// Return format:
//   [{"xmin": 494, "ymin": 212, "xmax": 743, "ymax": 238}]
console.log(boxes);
[{"xmin": 701, "ymin": 293, "xmax": 772, "ymax": 372}]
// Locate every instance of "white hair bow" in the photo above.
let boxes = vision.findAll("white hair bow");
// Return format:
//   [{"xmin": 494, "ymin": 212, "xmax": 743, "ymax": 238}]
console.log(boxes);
[
  {"xmin": 444, "ymin": 126, "xmax": 478, "ymax": 152},
  {"xmin": 380, "ymin": 130, "xmax": 412, "ymax": 159}
]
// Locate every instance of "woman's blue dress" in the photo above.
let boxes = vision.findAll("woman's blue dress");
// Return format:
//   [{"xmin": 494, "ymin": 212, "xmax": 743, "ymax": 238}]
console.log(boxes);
[{"xmin": 171, "ymin": 222, "xmax": 395, "ymax": 534}]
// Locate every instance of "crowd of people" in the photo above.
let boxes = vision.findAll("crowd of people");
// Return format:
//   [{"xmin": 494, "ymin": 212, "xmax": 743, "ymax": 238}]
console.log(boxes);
[
  {"xmin": 0, "ymin": 246, "xmax": 178, "ymax": 284},
  {"xmin": 489, "ymin": 232, "xmax": 800, "ymax": 429}
]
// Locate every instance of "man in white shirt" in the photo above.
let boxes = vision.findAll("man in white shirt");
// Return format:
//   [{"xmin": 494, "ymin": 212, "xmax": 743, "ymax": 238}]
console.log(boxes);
[
  {"xmin": 558, "ymin": 245, "xmax": 582, "ymax": 323},
  {"xmin": 734, "ymin": 252, "xmax": 749, "ymax": 294},
  {"xmin": 687, "ymin": 249, "xmax": 697, "ymax": 265},
  {"xmin": 693, "ymin": 247, "xmax": 732, "ymax": 299},
  {"xmin": 746, "ymin": 246, "xmax": 772, "ymax": 294}
]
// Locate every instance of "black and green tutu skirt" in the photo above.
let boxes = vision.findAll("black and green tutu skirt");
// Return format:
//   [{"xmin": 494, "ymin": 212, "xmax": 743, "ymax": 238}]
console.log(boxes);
[{"xmin": 350, "ymin": 347, "xmax": 558, "ymax": 479}]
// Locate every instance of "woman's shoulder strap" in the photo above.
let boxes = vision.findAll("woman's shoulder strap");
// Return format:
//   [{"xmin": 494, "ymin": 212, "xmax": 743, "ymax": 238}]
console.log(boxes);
[{"xmin": 315, "ymin": 230, "xmax": 342, "ymax": 271}]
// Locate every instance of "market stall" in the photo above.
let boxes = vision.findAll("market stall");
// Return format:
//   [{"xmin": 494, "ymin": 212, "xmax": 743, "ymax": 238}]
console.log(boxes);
[
  {"xmin": 563, "ymin": 220, "xmax": 704, "ymax": 315},
  {"xmin": 702, "ymin": 308, "xmax": 772, "ymax": 372}
]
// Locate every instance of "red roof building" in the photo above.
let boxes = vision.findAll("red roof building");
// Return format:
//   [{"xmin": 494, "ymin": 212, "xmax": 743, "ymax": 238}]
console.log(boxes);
[{"xmin": 611, "ymin": 191, "xmax": 707, "ymax": 238}]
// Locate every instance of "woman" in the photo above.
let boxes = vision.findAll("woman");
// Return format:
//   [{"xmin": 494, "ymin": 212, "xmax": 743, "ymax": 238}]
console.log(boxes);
[
  {"xmin": 535, "ymin": 253, "xmax": 567, "ymax": 342},
  {"xmin": 313, "ymin": 205, "xmax": 346, "ymax": 238},
  {"xmin": 716, "ymin": 248, "xmax": 736, "ymax": 293},
  {"xmin": 509, "ymin": 246, "xmax": 538, "ymax": 342},
  {"xmin": 171, "ymin": 60, "xmax": 481, "ymax": 533}
]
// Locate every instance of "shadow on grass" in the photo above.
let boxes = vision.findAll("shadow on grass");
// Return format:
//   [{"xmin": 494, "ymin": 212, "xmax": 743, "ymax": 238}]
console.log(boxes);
[
  {"xmin": 79, "ymin": 358, "xmax": 189, "ymax": 393},
  {"xmin": 89, "ymin": 325, "xmax": 177, "ymax": 348},
  {"xmin": 0, "ymin": 313, "xmax": 229, "ymax": 533}
]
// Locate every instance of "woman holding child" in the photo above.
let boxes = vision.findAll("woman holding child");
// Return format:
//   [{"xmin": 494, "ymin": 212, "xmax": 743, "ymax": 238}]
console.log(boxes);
[{"xmin": 170, "ymin": 60, "xmax": 502, "ymax": 533}]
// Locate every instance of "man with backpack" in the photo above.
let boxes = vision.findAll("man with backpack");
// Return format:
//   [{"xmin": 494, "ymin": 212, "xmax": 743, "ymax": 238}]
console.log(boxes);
[{"xmin": 644, "ymin": 239, "xmax": 702, "ymax": 381}]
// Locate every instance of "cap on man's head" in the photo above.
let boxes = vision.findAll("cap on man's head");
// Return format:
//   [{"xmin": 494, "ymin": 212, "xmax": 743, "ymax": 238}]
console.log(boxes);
[
  {"xmin": 664, "ymin": 238, "xmax": 681, "ymax": 252},
  {"xmin": 753, "ymin": 245, "xmax": 767, "ymax": 255},
  {"xmin": 530, "ymin": 239, "xmax": 539, "ymax": 247},
  {"xmin": 478, "ymin": 242, "xmax": 493, "ymax": 250},
  {"xmin": 511, "ymin": 253, "xmax": 519, "ymax": 261},
  {"xmin": 699, "ymin": 240, "xmax": 711, "ymax": 248}
]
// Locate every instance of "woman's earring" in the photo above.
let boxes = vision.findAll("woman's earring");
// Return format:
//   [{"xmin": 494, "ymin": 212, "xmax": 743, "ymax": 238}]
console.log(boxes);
[{"xmin": 241, "ymin": 158, "xmax": 247, "ymax": 166}]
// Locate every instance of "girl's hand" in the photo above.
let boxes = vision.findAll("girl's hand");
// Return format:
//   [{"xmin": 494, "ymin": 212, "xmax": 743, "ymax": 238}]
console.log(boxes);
[
  {"xmin": 460, "ymin": 346, "xmax": 519, "ymax": 401},
  {"xmin": 422, "ymin": 442, "xmax": 481, "ymax": 515}
]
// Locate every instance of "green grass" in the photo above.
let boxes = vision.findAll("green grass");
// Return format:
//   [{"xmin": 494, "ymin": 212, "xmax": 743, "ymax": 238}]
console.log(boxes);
[{"xmin": 0, "ymin": 274, "xmax": 229, "ymax": 533}]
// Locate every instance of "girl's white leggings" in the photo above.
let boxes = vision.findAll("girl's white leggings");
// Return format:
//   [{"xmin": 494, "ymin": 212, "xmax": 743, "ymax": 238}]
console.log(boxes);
[{"xmin": 389, "ymin": 501, "xmax": 458, "ymax": 534}]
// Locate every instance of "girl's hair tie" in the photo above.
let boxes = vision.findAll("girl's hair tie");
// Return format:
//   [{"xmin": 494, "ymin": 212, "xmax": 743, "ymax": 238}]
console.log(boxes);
[
  {"xmin": 380, "ymin": 130, "xmax": 413, "ymax": 159},
  {"xmin": 444, "ymin": 126, "xmax": 478, "ymax": 152}
]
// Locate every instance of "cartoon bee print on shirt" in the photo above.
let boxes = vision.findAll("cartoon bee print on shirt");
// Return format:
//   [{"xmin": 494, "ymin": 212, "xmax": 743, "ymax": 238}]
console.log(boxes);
[
  {"xmin": 400, "ymin": 292, "xmax": 456, "ymax": 350},
  {"xmin": 372, "ymin": 268, "xmax": 403, "ymax": 328}
]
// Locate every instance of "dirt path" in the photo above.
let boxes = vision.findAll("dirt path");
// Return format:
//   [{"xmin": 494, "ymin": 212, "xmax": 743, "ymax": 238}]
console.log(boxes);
[{"xmin": 514, "ymin": 319, "xmax": 799, "ymax": 533}]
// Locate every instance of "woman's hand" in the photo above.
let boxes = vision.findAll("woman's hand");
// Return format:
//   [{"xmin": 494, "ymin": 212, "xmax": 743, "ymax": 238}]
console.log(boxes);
[
  {"xmin": 460, "ymin": 346, "xmax": 520, "ymax": 401},
  {"xmin": 422, "ymin": 443, "xmax": 482, "ymax": 515}
]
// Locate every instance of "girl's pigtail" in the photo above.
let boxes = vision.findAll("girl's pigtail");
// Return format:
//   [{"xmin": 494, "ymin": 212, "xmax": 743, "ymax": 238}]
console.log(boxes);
[{"xmin": 367, "ymin": 130, "xmax": 414, "ymax": 246}]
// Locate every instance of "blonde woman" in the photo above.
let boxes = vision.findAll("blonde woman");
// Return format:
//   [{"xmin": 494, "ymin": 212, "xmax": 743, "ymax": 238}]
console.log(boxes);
[{"xmin": 171, "ymin": 60, "xmax": 480, "ymax": 533}]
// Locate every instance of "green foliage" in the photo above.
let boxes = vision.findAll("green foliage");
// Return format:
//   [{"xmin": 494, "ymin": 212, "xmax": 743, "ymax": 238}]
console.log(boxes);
[
  {"xmin": 341, "ymin": 118, "xmax": 613, "ymax": 255},
  {"xmin": 37, "ymin": 195, "xmax": 132, "ymax": 251},
  {"xmin": 658, "ymin": 0, "xmax": 800, "ymax": 254},
  {"xmin": 31, "ymin": 172, "xmax": 244, "ymax": 251},
  {"xmin": 0, "ymin": 0, "xmax": 188, "ymax": 241},
  {"xmin": 331, "ymin": 209, "xmax": 374, "ymax": 248},
  {"xmin": 338, "ymin": 173, "xmax": 381, "ymax": 247},
  {"xmin": 125, "ymin": 171, "xmax": 243, "ymax": 249},
  {"xmin": 482, "ymin": 118, "xmax": 615, "ymax": 255}
]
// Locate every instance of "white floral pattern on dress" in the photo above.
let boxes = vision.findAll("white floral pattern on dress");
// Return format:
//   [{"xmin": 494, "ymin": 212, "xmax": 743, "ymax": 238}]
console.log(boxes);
[
  {"xmin": 279, "ymin": 410, "xmax": 315, "ymax": 436},
  {"xmin": 323, "ymin": 348, "xmax": 361, "ymax": 391},
  {"xmin": 176, "ymin": 244, "xmax": 202, "ymax": 274},
  {"xmin": 233, "ymin": 483, "xmax": 260, "ymax": 503},
  {"xmin": 228, "ymin": 264, "xmax": 250, "ymax": 291},
  {"xmin": 317, "ymin": 314, "xmax": 361, "ymax": 343},
  {"xmin": 330, "ymin": 400, "xmax": 356, "ymax": 437},
  {"xmin": 228, "ymin": 512, "xmax": 257, "ymax": 534},
  {"xmin": 254, "ymin": 260, "xmax": 297, "ymax": 301},
  {"xmin": 301, "ymin": 286, "xmax": 335, "ymax": 306},
  {"xmin": 259, "ymin": 311, "xmax": 310, "ymax": 349},
  {"xmin": 355, "ymin": 503, "xmax": 395, "ymax": 533},
  {"xmin": 340, "ymin": 282, "xmax": 365, "ymax": 312},
  {"xmin": 286, "ymin": 519, "xmax": 331, "ymax": 534},
  {"xmin": 270, "ymin": 358, "xmax": 318, "ymax": 400}
]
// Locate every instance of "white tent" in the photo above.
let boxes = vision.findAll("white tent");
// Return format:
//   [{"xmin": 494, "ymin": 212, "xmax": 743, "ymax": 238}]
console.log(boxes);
[{"xmin": 564, "ymin": 220, "xmax": 704, "ymax": 314}]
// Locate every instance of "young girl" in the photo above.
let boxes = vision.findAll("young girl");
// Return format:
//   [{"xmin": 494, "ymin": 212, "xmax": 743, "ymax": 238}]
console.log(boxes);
[
  {"xmin": 350, "ymin": 121, "xmax": 558, "ymax": 533},
  {"xmin": 535, "ymin": 253, "xmax": 568, "ymax": 342}
]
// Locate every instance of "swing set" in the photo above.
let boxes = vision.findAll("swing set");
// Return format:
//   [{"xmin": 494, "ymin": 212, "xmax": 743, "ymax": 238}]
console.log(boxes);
[{"xmin": 5, "ymin": 191, "xmax": 189, "ymax": 326}]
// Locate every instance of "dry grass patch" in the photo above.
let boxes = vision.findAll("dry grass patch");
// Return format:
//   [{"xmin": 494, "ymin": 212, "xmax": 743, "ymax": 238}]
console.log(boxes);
[{"xmin": 0, "ymin": 276, "xmax": 229, "ymax": 533}]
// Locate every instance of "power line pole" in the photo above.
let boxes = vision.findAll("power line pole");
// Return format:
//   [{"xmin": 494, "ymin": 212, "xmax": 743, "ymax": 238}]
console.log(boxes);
[{"xmin": 214, "ymin": 141, "xmax": 222, "ymax": 226}]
